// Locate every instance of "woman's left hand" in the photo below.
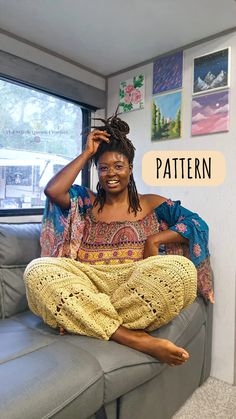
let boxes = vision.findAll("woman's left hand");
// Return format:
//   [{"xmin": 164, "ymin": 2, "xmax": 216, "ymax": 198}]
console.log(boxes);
[{"xmin": 143, "ymin": 236, "xmax": 159, "ymax": 259}]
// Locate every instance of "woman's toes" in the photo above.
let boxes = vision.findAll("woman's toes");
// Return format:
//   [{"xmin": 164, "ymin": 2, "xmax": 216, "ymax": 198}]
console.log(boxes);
[{"xmin": 177, "ymin": 349, "xmax": 189, "ymax": 360}]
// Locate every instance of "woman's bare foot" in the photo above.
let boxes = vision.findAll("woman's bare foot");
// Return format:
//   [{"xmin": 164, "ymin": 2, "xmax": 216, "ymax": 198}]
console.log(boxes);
[
  {"xmin": 111, "ymin": 326, "xmax": 189, "ymax": 366},
  {"xmin": 144, "ymin": 336, "xmax": 189, "ymax": 365}
]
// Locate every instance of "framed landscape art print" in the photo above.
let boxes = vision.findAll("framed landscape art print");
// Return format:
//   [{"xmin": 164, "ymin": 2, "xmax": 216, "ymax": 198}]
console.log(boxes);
[
  {"xmin": 191, "ymin": 90, "xmax": 229, "ymax": 136},
  {"xmin": 152, "ymin": 91, "xmax": 182, "ymax": 141},
  {"xmin": 193, "ymin": 47, "xmax": 230, "ymax": 95}
]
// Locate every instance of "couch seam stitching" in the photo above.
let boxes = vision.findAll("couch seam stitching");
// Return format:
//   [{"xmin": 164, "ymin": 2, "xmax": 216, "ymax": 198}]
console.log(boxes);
[{"xmin": 41, "ymin": 373, "xmax": 103, "ymax": 419}]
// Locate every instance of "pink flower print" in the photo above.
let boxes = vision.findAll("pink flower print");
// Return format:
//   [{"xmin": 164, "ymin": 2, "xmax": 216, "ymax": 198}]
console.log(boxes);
[
  {"xmin": 159, "ymin": 220, "xmax": 168, "ymax": 231},
  {"xmin": 60, "ymin": 215, "xmax": 68, "ymax": 228},
  {"xmin": 178, "ymin": 216, "xmax": 185, "ymax": 222},
  {"xmin": 192, "ymin": 218, "xmax": 200, "ymax": 226},
  {"xmin": 84, "ymin": 197, "xmax": 91, "ymax": 206},
  {"xmin": 176, "ymin": 223, "xmax": 187, "ymax": 233},
  {"xmin": 193, "ymin": 243, "xmax": 201, "ymax": 257},
  {"xmin": 124, "ymin": 94, "xmax": 132, "ymax": 104},
  {"xmin": 166, "ymin": 199, "xmax": 174, "ymax": 206},
  {"xmin": 131, "ymin": 89, "xmax": 142, "ymax": 104},
  {"xmin": 78, "ymin": 197, "xmax": 83, "ymax": 207},
  {"xmin": 125, "ymin": 84, "xmax": 134, "ymax": 94}
]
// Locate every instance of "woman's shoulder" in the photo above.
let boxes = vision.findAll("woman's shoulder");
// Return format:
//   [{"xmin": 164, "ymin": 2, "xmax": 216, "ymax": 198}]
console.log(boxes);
[{"xmin": 139, "ymin": 193, "xmax": 167, "ymax": 212}]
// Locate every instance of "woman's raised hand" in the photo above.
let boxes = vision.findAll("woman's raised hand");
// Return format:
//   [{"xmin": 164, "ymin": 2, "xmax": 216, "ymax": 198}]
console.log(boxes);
[
  {"xmin": 44, "ymin": 129, "xmax": 109, "ymax": 208},
  {"xmin": 85, "ymin": 129, "xmax": 110, "ymax": 157}
]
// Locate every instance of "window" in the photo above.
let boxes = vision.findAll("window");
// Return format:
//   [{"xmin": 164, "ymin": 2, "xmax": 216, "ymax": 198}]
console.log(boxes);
[{"xmin": 0, "ymin": 78, "xmax": 89, "ymax": 215}]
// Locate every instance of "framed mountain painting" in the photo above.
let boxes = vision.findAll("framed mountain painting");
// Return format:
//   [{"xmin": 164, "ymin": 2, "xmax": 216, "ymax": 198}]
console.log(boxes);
[
  {"xmin": 193, "ymin": 48, "xmax": 230, "ymax": 95},
  {"xmin": 152, "ymin": 91, "xmax": 182, "ymax": 141},
  {"xmin": 191, "ymin": 90, "xmax": 229, "ymax": 136}
]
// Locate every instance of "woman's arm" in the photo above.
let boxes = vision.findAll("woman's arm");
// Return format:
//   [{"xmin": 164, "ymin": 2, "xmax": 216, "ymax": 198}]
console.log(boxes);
[
  {"xmin": 143, "ymin": 229, "xmax": 188, "ymax": 258},
  {"xmin": 143, "ymin": 195, "xmax": 209, "ymax": 264},
  {"xmin": 142, "ymin": 195, "xmax": 188, "ymax": 257},
  {"xmin": 143, "ymin": 196, "xmax": 214, "ymax": 302},
  {"xmin": 44, "ymin": 129, "xmax": 110, "ymax": 209}
]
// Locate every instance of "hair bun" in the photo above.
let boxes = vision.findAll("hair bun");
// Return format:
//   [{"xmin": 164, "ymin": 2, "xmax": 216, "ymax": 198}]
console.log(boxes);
[{"xmin": 110, "ymin": 117, "xmax": 130, "ymax": 135}]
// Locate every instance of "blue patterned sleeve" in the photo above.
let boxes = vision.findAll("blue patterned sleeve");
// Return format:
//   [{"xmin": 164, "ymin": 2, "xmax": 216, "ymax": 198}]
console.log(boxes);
[
  {"xmin": 40, "ymin": 185, "xmax": 92, "ymax": 257},
  {"xmin": 41, "ymin": 185, "xmax": 91, "ymax": 231},
  {"xmin": 155, "ymin": 199, "xmax": 210, "ymax": 267}
]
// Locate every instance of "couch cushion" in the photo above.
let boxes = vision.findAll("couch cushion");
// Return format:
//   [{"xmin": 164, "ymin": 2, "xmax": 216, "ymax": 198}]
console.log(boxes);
[
  {"xmin": 0, "ymin": 223, "xmax": 41, "ymax": 265},
  {"xmin": 0, "ymin": 319, "xmax": 104, "ymax": 419},
  {"xmin": 15, "ymin": 311, "xmax": 165, "ymax": 403},
  {"xmin": 12, "ymin": 310, "xmax": 60, "ymax": 335},
  {"xmin": 150, "ymin": 297, "xmax": 207, "ymax": 344},
  {"xmin": 65, "ymin": 298, "xmax": 206, "ymax": 403},
  {"xmin": 0, "ymin": 318, "xmax": 54, "ymax": 364},
  {"xmin": 0, "ymin": 267, "xmax": 28, "ymax": 318},
  {"xmin": 16, "ymin": 299, "xmax": 207, "ymax": 404},
  {"xmin": 0, "ymin": 223, "xmax": 41, "ymax": 318}
]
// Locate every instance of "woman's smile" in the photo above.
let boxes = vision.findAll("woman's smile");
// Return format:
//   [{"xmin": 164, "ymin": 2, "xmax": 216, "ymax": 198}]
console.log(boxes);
[{"xmin": 106, "ymin": 179, "xmax": 120, "ymax": 187}]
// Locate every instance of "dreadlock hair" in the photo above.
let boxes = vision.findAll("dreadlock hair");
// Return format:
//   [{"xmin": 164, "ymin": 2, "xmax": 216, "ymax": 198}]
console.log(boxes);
[{"xmin": 92, "ymin": 112, "xmax": 141, "ymax": 215}]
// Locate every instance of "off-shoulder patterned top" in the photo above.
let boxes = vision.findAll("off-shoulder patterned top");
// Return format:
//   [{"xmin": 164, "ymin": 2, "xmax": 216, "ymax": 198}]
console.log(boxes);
[{"xmin": 77, "ymin": 209, "xmax": 160, "ymax": 264}]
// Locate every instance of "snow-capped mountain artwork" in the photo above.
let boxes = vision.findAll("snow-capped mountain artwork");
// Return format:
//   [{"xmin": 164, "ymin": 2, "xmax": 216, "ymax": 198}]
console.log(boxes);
[
  {"xmin": 195, "ymin": 77, "xmax": 209, "ymax": 92},
  {"xmin": 204, "ymin": 71, "xmax": 215, "ymax": 85},
  {"xmin": 193, "ymin": 48, "xmax": 229, "ymax": 94},
  {"xmin": 210, "ymin": 70, "xmax": 227, "ymax": 88},
  {"xmin": 194, "ymin": 70, "xmax": 227, "ymax": 93}
]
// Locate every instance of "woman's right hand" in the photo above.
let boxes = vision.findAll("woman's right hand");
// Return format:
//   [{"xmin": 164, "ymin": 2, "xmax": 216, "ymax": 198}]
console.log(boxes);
[
  {"xmin": 44, "ymin": 130, "xmax": 110, "ymax": 209},
  {"xmin": 85, "ymin": 129, "xmax": 110, "ymax": 157}
]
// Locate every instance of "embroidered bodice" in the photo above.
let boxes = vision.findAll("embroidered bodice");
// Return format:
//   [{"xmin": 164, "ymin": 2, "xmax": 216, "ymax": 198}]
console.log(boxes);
[{"xmin": 77, "ymin": 210, "xmax": 160, "ymax": 264}]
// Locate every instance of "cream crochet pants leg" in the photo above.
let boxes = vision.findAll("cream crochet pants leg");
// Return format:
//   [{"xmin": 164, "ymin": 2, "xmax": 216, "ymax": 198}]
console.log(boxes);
[{"xmin": 24, "ymin": 255, "xmax": 197, "ymax": 340}]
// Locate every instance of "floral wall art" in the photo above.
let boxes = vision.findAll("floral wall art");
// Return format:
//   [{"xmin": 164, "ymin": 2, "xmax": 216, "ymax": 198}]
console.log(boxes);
[{"xmin": 119, "ymin": 74, "xmax": 145, "ymax": 113}]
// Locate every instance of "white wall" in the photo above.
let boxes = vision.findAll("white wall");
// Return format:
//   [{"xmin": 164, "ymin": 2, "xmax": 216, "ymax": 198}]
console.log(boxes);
[{"xmin": 107, "ymin": 32, "xmax": 236, "ymax": 384}]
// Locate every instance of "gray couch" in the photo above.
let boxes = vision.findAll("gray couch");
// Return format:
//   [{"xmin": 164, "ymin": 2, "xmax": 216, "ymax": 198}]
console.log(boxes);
[{"xmin": 0, "ymin": 223, "xmax": 213, "ymax": 419}]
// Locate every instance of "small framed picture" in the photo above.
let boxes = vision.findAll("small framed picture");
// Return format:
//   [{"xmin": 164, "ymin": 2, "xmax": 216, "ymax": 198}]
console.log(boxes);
[
  {"xmin": 151, "ymin": 91, "xmax": 182, "ymax": 141},
  {"xmin": 191, "ymin": 90, "xmax": 229, "ymax": 136},
  {"xmin": 119, "ymin": 75, "xmax": 145, "ymax": 113},
  {"xmin": 193, "ymin": 47, "xmax": 230, "ymax": 95},
  {"xmin": 153, "ymin": 51, "xmax": 183, "ymax": 95}
]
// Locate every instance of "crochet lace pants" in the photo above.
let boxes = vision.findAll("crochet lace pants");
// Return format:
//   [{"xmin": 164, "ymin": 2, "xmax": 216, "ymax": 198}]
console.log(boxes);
[{"xmin": 24, "ymin": 255, "xmax": 197, "ymax": 340}]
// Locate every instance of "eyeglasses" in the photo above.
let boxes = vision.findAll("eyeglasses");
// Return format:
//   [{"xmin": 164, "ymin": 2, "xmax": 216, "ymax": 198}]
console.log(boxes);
[{"xmin": 97, "ymin": 164, "xmax": 130, "ymax": 174}]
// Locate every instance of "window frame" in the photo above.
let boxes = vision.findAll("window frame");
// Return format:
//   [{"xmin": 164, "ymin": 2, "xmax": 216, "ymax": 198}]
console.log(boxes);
[{"xmin": 0, "ymin": 77, "xmax": 92, "ymax": 217}]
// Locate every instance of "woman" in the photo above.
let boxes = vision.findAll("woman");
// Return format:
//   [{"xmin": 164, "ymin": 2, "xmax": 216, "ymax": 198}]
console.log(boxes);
[{"xmin": 24, "ymin": 115, "xmax": 213, "ymax": 367}]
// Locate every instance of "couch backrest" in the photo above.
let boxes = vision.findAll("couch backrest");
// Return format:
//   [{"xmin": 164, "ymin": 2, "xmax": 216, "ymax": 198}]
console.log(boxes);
[{"xmin": 0, "ymin": 223, "xmax": 41, "ymax": 318}]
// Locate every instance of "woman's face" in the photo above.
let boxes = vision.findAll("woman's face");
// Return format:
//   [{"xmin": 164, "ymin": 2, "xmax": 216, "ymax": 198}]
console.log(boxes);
[{"xmin": 97, "ymin": 151, "xmax": 132, "ymax": 194}]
